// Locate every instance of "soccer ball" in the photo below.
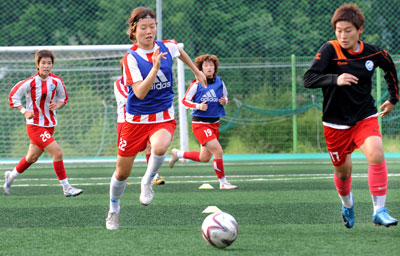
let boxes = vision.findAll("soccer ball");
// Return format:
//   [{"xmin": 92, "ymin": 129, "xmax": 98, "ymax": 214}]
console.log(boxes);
[{"xmin": 201, "ymin": 212, "xmax": 238, "ymax": 249}]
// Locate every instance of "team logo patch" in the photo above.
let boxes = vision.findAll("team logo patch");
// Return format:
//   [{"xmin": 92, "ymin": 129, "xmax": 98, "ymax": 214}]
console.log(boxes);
[
  {"xmin": 365, "ymin": 60, "xmax": 374, "ymax": 71},
  {"xmin": 49, "ymin": 83, "xmax": 56, "ymax": 90}
]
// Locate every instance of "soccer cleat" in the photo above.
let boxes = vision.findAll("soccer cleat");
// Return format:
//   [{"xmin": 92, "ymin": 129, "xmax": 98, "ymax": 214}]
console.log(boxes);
[
  {"xmin": 373, "ymin": 208, "xmax": 398, "ymax": 227},
  {"xmin": 342, "ymin": 204, "xmax": 355, "ymax": 228},
  {"xmin": 168, "ymin": 148, "xmax": 179, "ymax": 168},
  {"xmin": 140, "ymin": 183, "xmax": 154, "ymax": 206},
  {"xmin": 63, "ymin": 186, "xmax": 83, "ymax": 197},
  {"xmin": 152, "ymin": 176, "xmax": 165, "ymax": 185},
  {"xmin": 220, "ymin": 183, "xmax": 238, "ymax": 190},
  {"xmin": 106, "ymin": 211, "xmax": 120, "ymax": 230},
  {"xmin": 3, "ymin": 171, "xmax": 12, "ymax": 195}
]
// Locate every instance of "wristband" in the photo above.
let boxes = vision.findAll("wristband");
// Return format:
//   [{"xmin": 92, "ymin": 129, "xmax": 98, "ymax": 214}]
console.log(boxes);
[{"xmin": 20, "ymin": 107, "xmax": 26, "ymax": 114}]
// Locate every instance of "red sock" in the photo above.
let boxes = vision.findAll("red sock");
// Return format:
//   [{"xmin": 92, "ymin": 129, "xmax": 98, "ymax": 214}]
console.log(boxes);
[
  {"xmin": 183, "ymin": 151, "xmax": 200, "ymax": 162},
  {"xmin": 53, "ymin": 160, "xmax": 67, "ymax": 180},
  {"xmin": 213, "ymin": 159, "xmax": 225, "ymax": 179},
  {"xmin": 146, "ymin": 154, "xmax": 151, "ymax": 164},
  {"xmin": 334, "ymin": 171, "xmax": 352, "ymax": 196},
  {"xmin": 15, "ymin": 157, "xmax": 32, "ymax": 173},
  {"xmin": 368, "ymin": 161, "xmax": 387, "ymax": 196}
]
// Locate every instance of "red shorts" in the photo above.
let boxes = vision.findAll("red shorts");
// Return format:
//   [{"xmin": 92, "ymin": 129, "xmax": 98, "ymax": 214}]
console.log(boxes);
[
  {"xmin": 324, "ymin": 117, "xmax": 381, "ymax": 166},
  {"xmin": 118, "ymin": 120, "xmax": 176, "ymax": 157},
  {"xmin": 192, "ymin": 122, "xmax": 219, "ymax": 146},
  {"xmin": 26, "ymin": 125, "xmax": 55, "ymax": 150},
  {"xmin": 117, "ymin": 122, "xmax": 124, "ymax": 146}
]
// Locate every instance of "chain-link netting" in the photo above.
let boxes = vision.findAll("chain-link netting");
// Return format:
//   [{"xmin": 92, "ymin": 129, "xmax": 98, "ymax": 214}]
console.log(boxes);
[{"xmin": 1, "ymin": 0, "xmax": 400, "ymax": 158}]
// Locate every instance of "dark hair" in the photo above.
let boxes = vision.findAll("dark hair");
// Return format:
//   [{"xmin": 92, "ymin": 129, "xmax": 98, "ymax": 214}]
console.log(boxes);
[
  {"xmin": 194, "ymin": 54, "xmax": 220, "ymax": 76},
  {"xmin": 331, "ymin": 3, "xmax": 365, "ymax": 30},
  {"xmin": 127, "ymin": 7, "xmax": 157, "ymax": 42},
  {"xmin": 35, "ymin": 49, "xmax": 55, "ymax": 69},
  {"xmin": 119, "ymin": 57, "xmax": 124, "ymax": 73}
]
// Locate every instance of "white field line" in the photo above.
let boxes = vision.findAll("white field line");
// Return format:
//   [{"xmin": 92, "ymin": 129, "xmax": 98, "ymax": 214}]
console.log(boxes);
[{"xmin": 2, "ymin": 173, "xmax": 400, "ymax": 187}]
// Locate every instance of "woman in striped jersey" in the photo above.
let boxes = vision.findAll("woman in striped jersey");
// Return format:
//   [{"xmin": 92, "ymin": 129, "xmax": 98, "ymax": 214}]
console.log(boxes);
[
  {"xmin": 106, "ymin": 7, "xmax": 206, "ymax": 230},
  {"xmin": 5, "ymin": 49, "xmax": 83, "ymax": 197},
  {"xmin": 169, "ymin": 54, "xmax": 237, "ymax": 190}
]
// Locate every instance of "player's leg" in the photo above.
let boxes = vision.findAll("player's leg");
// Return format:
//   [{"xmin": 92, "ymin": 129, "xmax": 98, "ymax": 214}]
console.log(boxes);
[
  {"xmin": 44, "ymin": 141, "xmax": 83, "ymax": 197},
  {"xmin": 150, "ymin": 142, "xmax": 165, "ymax": 185},
  {"xmin": 333, "ymin": 155, "xmax": 355, "ymax": 228},
  {"xmin": 3, "ymin": 144, "xmax": 42, "ymax": 195},
  {"xmin": 106, "ymin": 155, "xmax": 135, "ymax": 230},
  {"xmin": 141, "ymin": 121, "xmax": 176, "ymax": 206},
  {"xmin": 204, "ymin": 139, "xmax": 237, "ymax": 190},
  {"xmin": 361, "ymin": 135, "xmax": 397, "ymax": 227}
]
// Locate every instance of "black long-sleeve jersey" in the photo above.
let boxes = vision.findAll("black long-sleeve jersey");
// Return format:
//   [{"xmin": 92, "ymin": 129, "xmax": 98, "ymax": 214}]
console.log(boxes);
[{"xmin": 303, "ymin": 40, "xmax": 399, "ymax": 126}]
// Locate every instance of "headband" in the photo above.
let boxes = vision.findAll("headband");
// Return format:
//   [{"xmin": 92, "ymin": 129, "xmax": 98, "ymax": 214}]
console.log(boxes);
[{"xmin": 132, "ymin": 16, "xmax": 155, "ymax": 26}]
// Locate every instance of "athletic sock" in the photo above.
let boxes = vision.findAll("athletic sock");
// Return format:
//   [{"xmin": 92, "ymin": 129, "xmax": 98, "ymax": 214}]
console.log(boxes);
[
  {"xmin": 53, "ymin": 160, "xmax": 68, "ymax": 180},
  {"xmin": 142, "ymin": 153, "xmax": 165, "ymax": 185},
  {"xmin": 219, "ymin": 176, "xmax": 227, "ymax": 185},
  {"xmin": 213, "ymin": 158, "xmax": 225, "ymax": 179},
  {"xmin": 372, "ymin": 195, "xmax": 386, "ymax": 215},
  {"xmin": 334, "ymin": 171, "xmax": 353, "ymax": 208},
  {"xmin": 59, "ymin": 178, "xmax": 70, "ymax": 190},
  {"xmin": 368, "ymin": 161, "xmax": 388, "ymax": 214},
  {"xmin": 15, "ymin": 156, "xmax": 32, "ymax": 174},
  {"xmin": 183, "ymin": 151, "xmax": 200, "ymax": 161},
  {"xmin": 109, "ymin": 173, "xmax": 127, "ymax": 213}
]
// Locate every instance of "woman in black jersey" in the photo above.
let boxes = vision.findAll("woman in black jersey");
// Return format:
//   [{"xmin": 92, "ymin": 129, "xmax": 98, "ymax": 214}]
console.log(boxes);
[{"xmin": 304, "ymin": 3, "xmax": 399, "ymax": 228}]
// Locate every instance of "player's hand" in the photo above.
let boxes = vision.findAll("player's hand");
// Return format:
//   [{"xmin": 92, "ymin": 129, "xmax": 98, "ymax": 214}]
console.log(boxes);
[
  {"xmin": 379, "ymin": 100, "xmax": 394, "ymax": 117},
  {"xmin": 195, "ymin": 71, "xmax": 207, "ymax": 88},
  {"xmin": 152, "ymin": 47, "xmax": 167, "ymax": 70},
  {"xmin": 24, "ymin": 111, "xmax": 34, "ymax": 119},
  {"xmin": 219, "ymin": 97, "xmax": 226, "ymax": 106},
  {"xmin": 337, "ymin": 73, "xmax": 358, "ymax": 86},
  {"xmin": 199, "ymin": 101, "xmax": 208, "ymax": 111},
  {"xmin": 49, "ymin": 100, "xmax": 58, "ymax": 110}
]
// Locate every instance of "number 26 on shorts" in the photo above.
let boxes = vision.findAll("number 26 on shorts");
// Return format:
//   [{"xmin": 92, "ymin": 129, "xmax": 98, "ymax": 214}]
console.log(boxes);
[{"xmin": 40, "ymin": 131, "xmax": 51, "ymax": 142}]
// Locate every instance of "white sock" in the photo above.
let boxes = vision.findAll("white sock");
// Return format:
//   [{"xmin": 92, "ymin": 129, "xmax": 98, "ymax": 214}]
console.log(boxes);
[
  {"xmin": 339, "ymin": 192, "xmax": 353, "ymax": 209},
  {"xmin": 8, "ymin": 168, "xmax": 20, "ymax": 184},
  {"xmin": 219, "ymin": 176, "xmax": 227, "ymax": 185},
  {"xmin": 59, "ymin": 178, "xmax": 70, "ymax": 190},
  {"xmin": 176, "ymin": 150, "xmax": 184, "ymax": 159},
  {"xmin": 153, "ymin": 172, "xmax": 160, "ymax": 180},
  {"xmin": 109, "ymin": 173, "xmax": 127, "ymax": 213},
  {"xmin": 372, "ymin": 195, "xmax": 386, "ymax": 215},
  {"xmin": 142, "ymin": 154, "xmax": 165, "ymax": 185}
]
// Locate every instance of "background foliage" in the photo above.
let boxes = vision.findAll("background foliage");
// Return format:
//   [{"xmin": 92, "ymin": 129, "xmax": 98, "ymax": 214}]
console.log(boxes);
[{"xmin": 1, "ymin": 0, "xmax": 400, "ymax": 158}]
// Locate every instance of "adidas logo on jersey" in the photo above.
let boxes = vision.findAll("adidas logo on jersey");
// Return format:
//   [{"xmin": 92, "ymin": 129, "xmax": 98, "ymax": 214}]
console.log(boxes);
[
  {"xmin": 200, "ymin": 89, "xmax": 219, "ymax": 102},
  {"xmin": 151, "ymin": 70, "xmax": 172, "ymax": 90}
]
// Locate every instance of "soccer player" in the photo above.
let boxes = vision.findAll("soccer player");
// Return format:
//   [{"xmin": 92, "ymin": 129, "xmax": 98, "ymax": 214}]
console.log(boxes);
[
  {"xmin": 5, "ymin": 49, "xmax": 83, "ymax": 197},
  {"xmin": 303, "ymin": 3, "xmax": 399, "ymax": 228},
  {"xmin": 169, "ymin": 54, "xmax": 237, "ymax": 190},
  {"xmin": 106, "ymin": 6, "xmax": 206, "ymax": 230},
  {"xmin": 114, "ymin": 60, "xmax": 165, "ymax": 185}
]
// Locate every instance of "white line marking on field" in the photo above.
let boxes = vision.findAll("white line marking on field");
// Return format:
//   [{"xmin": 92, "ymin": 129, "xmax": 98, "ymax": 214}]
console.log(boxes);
[{"xmin": 2, "ymin": 173, "xmax": 400, "ymax": 187}]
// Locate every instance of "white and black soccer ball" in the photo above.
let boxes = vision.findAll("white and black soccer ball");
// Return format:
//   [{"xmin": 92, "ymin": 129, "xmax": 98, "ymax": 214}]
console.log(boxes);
[{"xmin": 201, "ymin": 212, "xmax": 238, "ymax": 249}]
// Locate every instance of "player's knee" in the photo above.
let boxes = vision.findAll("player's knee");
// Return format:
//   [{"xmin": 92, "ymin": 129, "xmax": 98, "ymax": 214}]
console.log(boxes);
[
  {"xmin": 368, "ymin": 151, "xmax": 385, "ymax": 164},
  {"xmin": 52, "ymin": 149, "xmax": 63, "ymax": 160},
  {"xmin": 199, "ymin": 156, "xmax": 211, "ymax": 163},
  {"xmin": 26, "ymin": 155, "xmax": 39, "ymax": 163}
]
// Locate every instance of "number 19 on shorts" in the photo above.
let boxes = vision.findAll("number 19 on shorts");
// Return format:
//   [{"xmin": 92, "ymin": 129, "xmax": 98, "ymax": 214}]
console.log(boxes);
[{"xmin": 203, "ymin": 128, "xmax": 213, "ymax": 137}]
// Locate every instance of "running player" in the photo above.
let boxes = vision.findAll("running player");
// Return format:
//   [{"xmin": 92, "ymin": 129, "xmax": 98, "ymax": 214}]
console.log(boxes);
[
  {"xmin": 169, "ymin": 54, "xmax": 237, "ymax": 190},
  {"xmin": 303, "ymin": 3, "xmax": 399, "ymax": 228},
  {"xmin": 5, "ymin": 49, "xmax": 83, "ymax": 197},
  {"xmin": 106, "ymin": 6, "xmax": 206, "ymax": 230},
  {"xmin": 113, "ymin": 60, "xmax": 165, "ymax": 185}
]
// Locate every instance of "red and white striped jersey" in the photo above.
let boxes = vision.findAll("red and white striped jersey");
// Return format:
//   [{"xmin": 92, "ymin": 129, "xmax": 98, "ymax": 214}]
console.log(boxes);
[
  {"xmin": 9, "ymin": 72, "xmax": 68, "ymax": 127},
  {"xmin": 113, "ymin": 76, "xmax": 128, "ymax": 123}
]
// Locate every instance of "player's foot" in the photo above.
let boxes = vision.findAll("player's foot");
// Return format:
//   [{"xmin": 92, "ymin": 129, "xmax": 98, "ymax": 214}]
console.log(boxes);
[
  {"xmin": 63, "ymin": 186, "xmax": 83, "ymax": 197},
  {"xmin": 152, "ymin": 176, "xmax": 165, "ymax": 185},
  {"xmin": 3, "ymin": 171, "xmax": 12, "ymax": 195},
  {"xmin": 373, "ymin": 208, "xmax": 398, "ymax": 227},
  {"xmin": 169, "ymin": 148, "xmax": 179, "ymax": 168},
  {"xmin": 140, "ymin": 183, "xmax": 154, "ymax": 206},
  {"xmin": 106, "ymin": 211, "xmax": 120, "ymax": 230},
  {"xmin": 220, "ymin": 182, "xmax": 238, "ymax": 190}
]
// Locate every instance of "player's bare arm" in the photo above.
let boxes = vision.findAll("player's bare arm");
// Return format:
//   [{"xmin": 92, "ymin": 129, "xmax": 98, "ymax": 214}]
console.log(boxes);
[
  {"xmin": 49, "ymin": 101, "xmax": 65, "ymax": 111},
  {"xmin": 16, "ymin": 105, "xmax": 33, "ymax": 119},
  {"xmin": 337, "ymin": 73, "xmax": 358, "ymax": 86},
  {"xmin": 178, "ymin": 48, "xmax": 207, "ymax": 88},
  {"xmin": 132, "ymin": 47, "xmax": 167, "ymax": 99}
]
